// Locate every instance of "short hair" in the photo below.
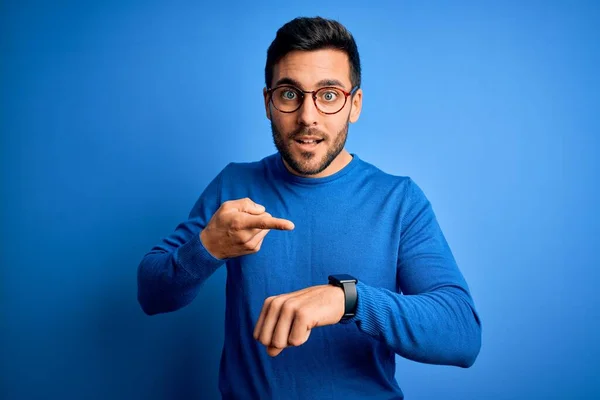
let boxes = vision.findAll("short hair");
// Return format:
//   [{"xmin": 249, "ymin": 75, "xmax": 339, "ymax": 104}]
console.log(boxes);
[{"xmin": 265, "ymin": 16, "xmax": 361, "ymax": 89}]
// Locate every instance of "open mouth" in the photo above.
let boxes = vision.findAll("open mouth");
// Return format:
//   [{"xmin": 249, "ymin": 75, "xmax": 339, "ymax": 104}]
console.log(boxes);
[{"xmin": 294, "ymin": 139, "xmax": 324, "ymax": 145}]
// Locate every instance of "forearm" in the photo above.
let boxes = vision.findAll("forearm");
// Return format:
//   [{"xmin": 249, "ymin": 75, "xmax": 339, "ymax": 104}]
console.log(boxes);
[
  {"xmin": 137, "ymin": 233, "xmax": 225, "ymax": 315},
  {"xmin": 344, "ymin": 282, "xmax": 481, "ymax": 367}
]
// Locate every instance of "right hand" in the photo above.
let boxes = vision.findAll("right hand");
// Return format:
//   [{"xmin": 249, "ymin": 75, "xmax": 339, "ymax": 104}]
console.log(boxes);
[{"xmin": 200, "ymin": 197, "xmax": 295, "ymax": 260}]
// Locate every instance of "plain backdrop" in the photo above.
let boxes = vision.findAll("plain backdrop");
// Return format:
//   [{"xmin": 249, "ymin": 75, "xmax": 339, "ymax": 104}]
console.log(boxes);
[{"xmin": 2, "ymin": 1, "xmax": 599, "ymax": 399}]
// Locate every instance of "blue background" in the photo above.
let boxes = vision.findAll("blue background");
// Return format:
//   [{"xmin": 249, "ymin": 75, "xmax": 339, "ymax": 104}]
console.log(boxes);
[{"xmin": 2, "ymin": 1, "xmax": 599, "ymax": 399}]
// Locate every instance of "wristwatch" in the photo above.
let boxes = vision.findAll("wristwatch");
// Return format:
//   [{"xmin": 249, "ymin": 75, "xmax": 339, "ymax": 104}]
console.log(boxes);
[{"xmin": 328, "ymin": 274, "xmax": 358, "ymax": 321}]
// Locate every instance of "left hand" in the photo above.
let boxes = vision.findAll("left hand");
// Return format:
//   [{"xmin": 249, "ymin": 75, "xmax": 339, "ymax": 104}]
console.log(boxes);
[{"xmin": 253, "ymin": 284, "xmax": 345, "ymax": 357}]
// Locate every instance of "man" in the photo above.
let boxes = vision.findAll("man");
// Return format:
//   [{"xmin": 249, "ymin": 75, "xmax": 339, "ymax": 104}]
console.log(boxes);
[{"xmin": 138, "ymin": 16, "xmax": 481, "ymax": 399}]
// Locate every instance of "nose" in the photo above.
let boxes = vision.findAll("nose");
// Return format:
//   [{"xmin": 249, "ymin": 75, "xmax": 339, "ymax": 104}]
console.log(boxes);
[{"xmin": 296, "ymin": 94, "xmax": 319, "ymax": 126}]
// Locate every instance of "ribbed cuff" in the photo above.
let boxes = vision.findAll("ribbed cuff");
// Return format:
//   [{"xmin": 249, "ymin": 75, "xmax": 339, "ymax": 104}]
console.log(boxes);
[
  {"xmin": 338, "ymin": 282, "xmax": 392, "ymax": 338},
  {"xmin": 174, "ymin": 233, "xmax": 225, "ymax": 279}
]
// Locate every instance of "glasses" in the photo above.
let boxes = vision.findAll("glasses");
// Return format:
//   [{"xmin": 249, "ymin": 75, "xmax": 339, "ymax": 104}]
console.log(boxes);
[{"xmin": 267, "ymin": 85, "xmax": 359, "ymax": 115}]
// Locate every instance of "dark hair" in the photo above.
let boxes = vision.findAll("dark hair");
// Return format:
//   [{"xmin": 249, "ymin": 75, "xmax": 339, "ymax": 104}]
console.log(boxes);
[{"xmin": 265, "ymin": 17, "xmax": 361, "ymax": 89}]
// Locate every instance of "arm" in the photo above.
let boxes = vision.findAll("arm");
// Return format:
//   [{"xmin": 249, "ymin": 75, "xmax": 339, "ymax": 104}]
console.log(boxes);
[
  {"xmin": 342, "ymin": 179, "xmax": 482, "ymax": 367},
  {"xmin": 136, "ymin": 169, "xmax": 227, "ymax": 316}
]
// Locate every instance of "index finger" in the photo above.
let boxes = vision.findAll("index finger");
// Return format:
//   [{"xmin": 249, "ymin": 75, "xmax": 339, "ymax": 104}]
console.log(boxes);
[{"xmin": 243, "ymin": 214, "xmax": 295, "ymax": 231}]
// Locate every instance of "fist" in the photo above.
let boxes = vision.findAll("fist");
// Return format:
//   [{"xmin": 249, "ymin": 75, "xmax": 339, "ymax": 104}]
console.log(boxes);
[
  {"xmin": 200, "ymin": 197, "xmax": 294, "ymax": 259},
  {"xmin": 253, "ymin": 284, "xmax": 346, "ymax": 357}
]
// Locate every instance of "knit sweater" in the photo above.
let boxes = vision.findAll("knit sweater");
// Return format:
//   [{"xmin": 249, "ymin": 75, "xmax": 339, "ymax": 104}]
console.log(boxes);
[{"xmin": 137, "ymin": 153, "xmax": 482, "ymax": 399}]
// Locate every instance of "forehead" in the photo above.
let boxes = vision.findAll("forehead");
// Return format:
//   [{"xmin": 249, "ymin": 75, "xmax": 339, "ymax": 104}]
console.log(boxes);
[{"xmin": 272, "ymin": 49, "xmax": 352, "ymax": 89}]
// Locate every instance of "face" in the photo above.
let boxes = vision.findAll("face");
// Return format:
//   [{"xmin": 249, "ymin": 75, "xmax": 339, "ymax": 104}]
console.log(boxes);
[{"xmin": 264, "ymin": 49, "xmax": 363, "ymax": 177}]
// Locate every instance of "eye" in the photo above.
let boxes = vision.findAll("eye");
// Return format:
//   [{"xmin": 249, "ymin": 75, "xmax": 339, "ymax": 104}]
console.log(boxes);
[
  {"xmin": 281, "ymin": 89, "xmax": 298, "ymax": 100},
  {"xmin": 320, "ymin": 90, "xmax": 340, "ymax": 102}
]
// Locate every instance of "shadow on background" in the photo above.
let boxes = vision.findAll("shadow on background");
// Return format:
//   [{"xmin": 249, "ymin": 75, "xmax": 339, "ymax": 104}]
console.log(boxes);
[
  {"xmin": 78, "ymin": 202, "xmax": 228, "ymax": 400},
  {"xmin": 3, "ymin": 197, "xmax": 229, "ymax": 400}
]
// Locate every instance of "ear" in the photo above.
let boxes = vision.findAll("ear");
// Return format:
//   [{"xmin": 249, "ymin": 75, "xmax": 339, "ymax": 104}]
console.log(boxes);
[
  {"xmin": 263, "ymin": 87, "xmax": 272, "ymax": 120},
  {"xmin": 349, "ymin": 88, "xmax": 363, "ymax": 123}
]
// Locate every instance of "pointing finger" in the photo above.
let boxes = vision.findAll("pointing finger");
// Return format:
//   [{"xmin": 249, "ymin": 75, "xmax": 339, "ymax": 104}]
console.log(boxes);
[{"xmin": 244, "ymin": 215, "xmax": 295, "ymax": 231}]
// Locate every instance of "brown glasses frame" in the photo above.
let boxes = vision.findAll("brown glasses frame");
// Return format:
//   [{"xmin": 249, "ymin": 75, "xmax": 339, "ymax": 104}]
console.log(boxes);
[{"xmin": 267, "ymin": 85, "xmax": 359, "ymax": 115}]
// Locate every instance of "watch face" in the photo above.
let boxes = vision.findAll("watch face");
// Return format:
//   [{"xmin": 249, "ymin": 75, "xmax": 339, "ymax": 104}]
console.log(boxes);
[{"xmin": 328, "ymin": 274, "xmax": 358, "ymax": 284}]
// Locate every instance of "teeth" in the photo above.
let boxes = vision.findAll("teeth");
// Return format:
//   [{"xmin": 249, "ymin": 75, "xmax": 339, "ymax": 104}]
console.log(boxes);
[{"xmin": 298, "ymin": 140, "xmax": 318, "ymax": 144}]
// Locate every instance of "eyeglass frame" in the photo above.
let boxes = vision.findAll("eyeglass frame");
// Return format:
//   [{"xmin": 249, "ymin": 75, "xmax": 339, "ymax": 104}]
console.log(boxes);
[{"xmin": 266, "ymin": 84, "xmax": 360, "ymax": 115}]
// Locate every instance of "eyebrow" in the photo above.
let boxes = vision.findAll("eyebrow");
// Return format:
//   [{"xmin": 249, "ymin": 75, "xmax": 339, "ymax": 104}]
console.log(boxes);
[{"xmin": 273, "ymin": 77, "xmax": 348, "ymax": 90}]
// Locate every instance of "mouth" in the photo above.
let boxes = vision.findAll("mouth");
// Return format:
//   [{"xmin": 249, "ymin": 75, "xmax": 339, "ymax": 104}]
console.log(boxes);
[{"xmin": 293, "ymin": 138, "xmax": 324, "ymax": 151}]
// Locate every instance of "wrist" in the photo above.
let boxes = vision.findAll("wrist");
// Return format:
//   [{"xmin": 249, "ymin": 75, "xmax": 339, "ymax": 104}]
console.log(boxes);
[
  {"xmin": 327, "ymin": 274, "xmax": 358, "ymax": 321},
  {"xmin": 200, "ymin": 229, "xmax": 222, "ymax": 260}
]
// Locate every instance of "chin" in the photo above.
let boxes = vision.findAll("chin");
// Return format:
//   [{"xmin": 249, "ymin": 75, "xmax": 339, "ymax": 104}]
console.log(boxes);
[{"xmin": 291, "ymin": 156, "xmax": 330, "ymax": 176}]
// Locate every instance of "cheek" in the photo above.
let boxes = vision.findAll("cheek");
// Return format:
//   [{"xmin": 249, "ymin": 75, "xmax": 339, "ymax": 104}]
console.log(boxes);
[
  {"xmin": 324, "ymin": 117, "xmax": 346, "ymax": 136},
  {"xmin": 272, "ymin": 113, "xmax": 295, "ymax": 131}
]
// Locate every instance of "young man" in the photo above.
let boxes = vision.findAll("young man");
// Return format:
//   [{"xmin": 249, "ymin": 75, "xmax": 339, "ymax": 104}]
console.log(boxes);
[{"xmin": 138, "ymin": 16, "xmax": 481, "ymax": 400}]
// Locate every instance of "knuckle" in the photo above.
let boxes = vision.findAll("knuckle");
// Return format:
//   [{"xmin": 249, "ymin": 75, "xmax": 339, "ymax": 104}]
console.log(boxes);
[
  {"xmin": 295, "ymin": 308, "xmax": 310, "ymax": 323},
  {"xmin": 281, "ymin": 300, "xmax": 297, "ymax": 315},
  {"xmin": 270, "ymin": 297, "xmax": 285, "ymax": 310},
  {"xmin": 226, "ymin": 229, "xmax": 236, "ymax": 241},
  {"xmin": 271, "ymin": 339, "xmax": 286, "ymax": 349},
  {"xmin": 229, "ymin": 218, "xmax": 242, "ymax": 231}
]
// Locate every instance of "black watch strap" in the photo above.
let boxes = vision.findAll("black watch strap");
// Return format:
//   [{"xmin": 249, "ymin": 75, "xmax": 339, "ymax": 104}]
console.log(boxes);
[{"xmin": 328, "ymin": 274, "xmax": 358, "ymax": 320}]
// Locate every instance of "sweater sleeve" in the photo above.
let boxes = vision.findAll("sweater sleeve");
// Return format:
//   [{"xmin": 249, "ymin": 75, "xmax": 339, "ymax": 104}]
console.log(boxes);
[
  {"xmin": 136, "ymin": 165, "xmax": 230, "ymax": 315},
  {"xmin": 341, "ymin": 179, "xmax": 482, "ymax": 367}
]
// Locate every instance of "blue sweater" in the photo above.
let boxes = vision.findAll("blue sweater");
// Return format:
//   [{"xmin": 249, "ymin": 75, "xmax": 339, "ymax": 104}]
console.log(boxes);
[{"xmin": 137, "ymin": 153, "xmax": 481, "ymax": 399}]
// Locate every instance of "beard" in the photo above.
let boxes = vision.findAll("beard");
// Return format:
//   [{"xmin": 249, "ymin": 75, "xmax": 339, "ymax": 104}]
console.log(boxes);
[{"xmin": 270, "ymin": 120, "xmax": 349, "ymax": 176}]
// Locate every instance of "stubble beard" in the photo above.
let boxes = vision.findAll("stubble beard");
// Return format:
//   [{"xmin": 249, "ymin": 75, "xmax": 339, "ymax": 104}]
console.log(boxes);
[{"xmin": 271, "ymin": 121, "xmax": 349, "ymax": 176}]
